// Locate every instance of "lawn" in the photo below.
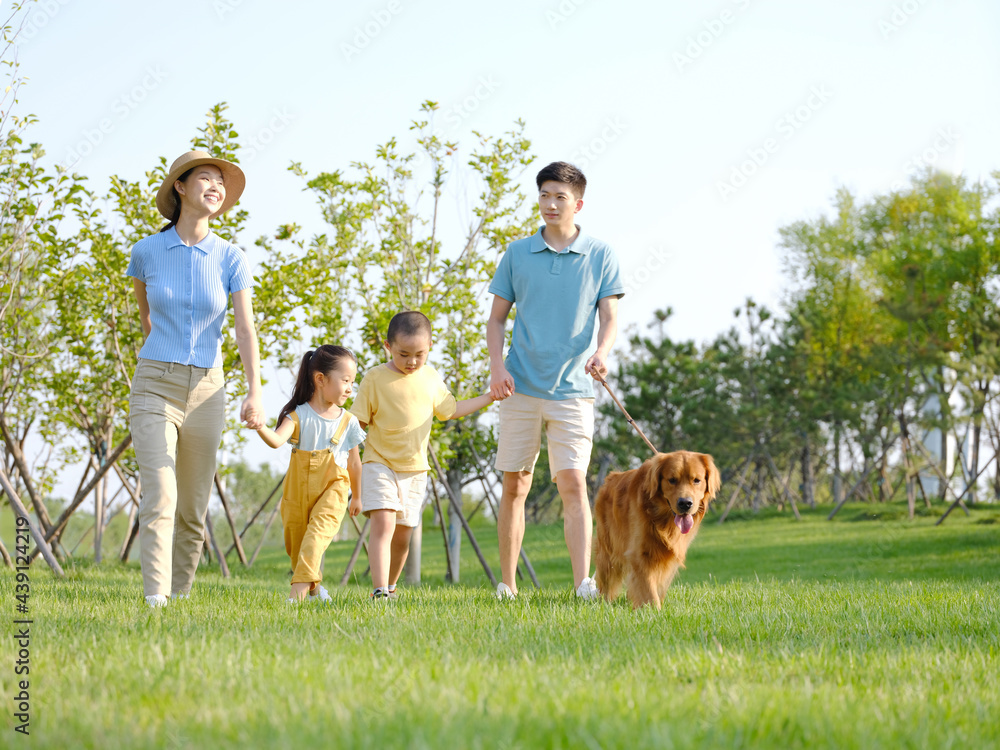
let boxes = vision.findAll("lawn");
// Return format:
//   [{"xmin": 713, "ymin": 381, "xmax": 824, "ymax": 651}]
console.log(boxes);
[{"xmin": 1, "ymin": 502, "xmax": 998, "ymax": 749}]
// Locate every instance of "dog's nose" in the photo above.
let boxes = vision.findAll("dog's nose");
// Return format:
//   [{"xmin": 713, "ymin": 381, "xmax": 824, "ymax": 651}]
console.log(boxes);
[{"xmin": 677, "ymin": 498, "xmax": 693, "ymax": 513}]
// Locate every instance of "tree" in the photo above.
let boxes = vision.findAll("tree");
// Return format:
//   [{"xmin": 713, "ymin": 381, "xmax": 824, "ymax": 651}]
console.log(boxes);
[
  {"xmin": 868, "ymin": 172, "xmax": 1000, "ymax": 506},
  {"xmin": 274, "ymin": 101, "xmax": 536, "ymax": 579}
]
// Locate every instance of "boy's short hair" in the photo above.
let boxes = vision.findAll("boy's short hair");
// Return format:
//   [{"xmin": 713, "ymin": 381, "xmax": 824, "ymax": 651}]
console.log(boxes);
[
  {"xmin": 387, "ymin": 310, "xmax": 432, "ymax": 344},
  {"xmin": 536, "ymin": 161, "xmax": 587, "ymax": 198}
]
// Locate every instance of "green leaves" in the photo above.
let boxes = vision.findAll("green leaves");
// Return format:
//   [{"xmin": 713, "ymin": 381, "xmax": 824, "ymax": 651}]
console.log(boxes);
[{"xmin": 600, "ymin": 171, "xmax": 1000, "ymax": 508}]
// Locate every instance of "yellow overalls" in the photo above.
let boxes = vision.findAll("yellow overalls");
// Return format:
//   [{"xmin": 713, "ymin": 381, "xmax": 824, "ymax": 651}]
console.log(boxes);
[{"xmin": 281, "ymin": 411, "xmax": 352, "ymax": 585}]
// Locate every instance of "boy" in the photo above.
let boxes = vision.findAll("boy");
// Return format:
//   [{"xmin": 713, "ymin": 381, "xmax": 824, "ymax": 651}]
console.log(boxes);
[
  {"xmin": 487, "ymin": 161, "xmax": 624, "ymax": 600},
  {"xmin": 351, "ymin": 310, "xmax": 496, "ymax": 599}
]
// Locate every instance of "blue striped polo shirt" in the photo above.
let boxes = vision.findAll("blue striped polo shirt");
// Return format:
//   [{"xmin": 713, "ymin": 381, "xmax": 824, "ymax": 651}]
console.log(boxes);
[
  {"xmin": 126, "ymin": 227, "xmax": 253, "ymax": 368},
  {"xmin": 489, "ymin": 226, "xmax": 624, "ymax": 400}
]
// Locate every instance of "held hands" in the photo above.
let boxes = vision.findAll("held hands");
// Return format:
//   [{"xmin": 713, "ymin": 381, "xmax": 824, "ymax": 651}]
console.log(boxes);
[
  {"xmin": 349, "ymin": 495, "xmax": 362, "ymax": 518},
  {"xmin": 240, "ymin": 394, "xmax": 265, "ymax": 430},
  {"xmin": 585, "ymin": 351, "xmax": 609, "ymax": 382},
  {"xmin": 489, "ymin": 365, "xmax": 515, "ymax": 402}
]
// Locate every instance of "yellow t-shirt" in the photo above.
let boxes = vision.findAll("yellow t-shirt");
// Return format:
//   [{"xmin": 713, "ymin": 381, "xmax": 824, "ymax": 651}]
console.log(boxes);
[{"xmin": 350, "ymin": 363, "xmax": 458, "ymax": 472}]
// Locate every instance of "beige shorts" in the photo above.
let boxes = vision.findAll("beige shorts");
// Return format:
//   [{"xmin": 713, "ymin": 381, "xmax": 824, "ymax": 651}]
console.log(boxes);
[
  {"xmin": 495, "ymin": 393, "xmax": 595, "ymax": 480},
  {"xmin": 360, "ymin": 462, "xmax": 428, "ymax": 528}
]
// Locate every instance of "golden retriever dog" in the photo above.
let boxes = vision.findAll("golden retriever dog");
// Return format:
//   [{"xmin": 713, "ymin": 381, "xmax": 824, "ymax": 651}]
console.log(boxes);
[{"xmin": 594, "ymin": 451, "xmax": 720, "ymax": 609}]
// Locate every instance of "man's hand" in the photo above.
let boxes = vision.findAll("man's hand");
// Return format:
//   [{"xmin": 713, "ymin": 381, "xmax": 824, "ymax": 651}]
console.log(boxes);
[
  {"xmin": 585, "ymin": 352, "xmax": 609, "ymax": 382},
  {"xmin": 490, "ymin": 365, "xmax": 515, "ymax": 401}
]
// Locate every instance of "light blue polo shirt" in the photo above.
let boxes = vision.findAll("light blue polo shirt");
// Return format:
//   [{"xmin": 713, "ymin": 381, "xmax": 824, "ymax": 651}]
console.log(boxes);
[
  {"xmin": 489, "ymin": 226, "xmax": 624, "ymax": 400},
  {"xmin": 126, "ymin": 227, "xmax": 253, "ymax": 368}
]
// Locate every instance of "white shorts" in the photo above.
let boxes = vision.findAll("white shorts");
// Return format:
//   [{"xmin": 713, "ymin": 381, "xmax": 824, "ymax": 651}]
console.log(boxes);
[
  {"xmin": 495, "ymin": 393, "xmax": 595, "ymax": 481},
  {"xmin": 360, "ymin": 462, "xmax": 428, "ymax": 528}
]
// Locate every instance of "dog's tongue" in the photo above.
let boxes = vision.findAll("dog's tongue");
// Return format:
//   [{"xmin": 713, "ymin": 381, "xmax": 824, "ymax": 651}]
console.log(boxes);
[{"xmin": 675, "ymin": 514, "xmax": 694, "ymax": 534}]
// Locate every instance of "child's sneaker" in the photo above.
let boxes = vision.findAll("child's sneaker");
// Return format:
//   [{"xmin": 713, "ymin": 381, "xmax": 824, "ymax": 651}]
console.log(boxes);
[
  {"xmin": 145, "ymin": 594, "xmax": 169, "ymax": 608},
  {"xmin": 495, "ymin": 582, "xmax": 516, "ymax": 600},
  {"xmin": 309, "ymin": 585, "xmax": 333, "ymax": 604},
  {"xmin": 370, "ymin": 588, "xmax": 390, "ymax": 601},
  {"xmin": 575, "ymin": 576, "xmax": 598, "ymax": 601},
  {"xmin": 386, "ymin": 586, "xmax": 399, "ymax": 600}
]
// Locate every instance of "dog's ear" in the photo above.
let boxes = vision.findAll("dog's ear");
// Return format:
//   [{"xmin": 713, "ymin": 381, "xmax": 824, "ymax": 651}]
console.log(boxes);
[
  {"xmin": 644, "ymin": 453, "xmax": 666, "ymax": 498},
  {"xmin": 699, "ymin": 453, "xmax": 721, "ymax": 501}
]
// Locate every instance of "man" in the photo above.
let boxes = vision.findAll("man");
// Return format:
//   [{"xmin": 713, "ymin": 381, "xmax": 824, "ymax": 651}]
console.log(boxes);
[{"xmin": 487, "ymin": 161, "xmax": 624, "ymax": 599}]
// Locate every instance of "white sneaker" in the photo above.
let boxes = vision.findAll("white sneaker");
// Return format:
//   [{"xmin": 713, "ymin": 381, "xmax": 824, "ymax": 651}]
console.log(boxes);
[
  {"xmin": 308, "ymin": 585, "xmax": 333, "ymax": 604},
  {"xmin": 173, "ymin": 592, "xmax": 190, "ymax": 601},
  {"xmin": 495, "ymin": 582, "xmax": 517, "ymax": 600},
  {"xmin": 575, "ymin": 576, "xmax": 598, "ymax": 601},
  {"xmin": 145, "ymin": 594, "xmax": 169, "ymax": 608}
]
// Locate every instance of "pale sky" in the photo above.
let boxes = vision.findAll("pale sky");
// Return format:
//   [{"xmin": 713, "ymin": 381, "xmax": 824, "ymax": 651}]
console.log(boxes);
[{"xmin": 14, "ymin": 0, "xmax": 1000, "ymax": 486}]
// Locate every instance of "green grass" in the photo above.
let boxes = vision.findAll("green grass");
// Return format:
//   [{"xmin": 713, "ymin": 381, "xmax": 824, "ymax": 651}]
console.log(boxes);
[{"xmin": 2, "ymin": 502, "xmax": 999, "ymax": 749}]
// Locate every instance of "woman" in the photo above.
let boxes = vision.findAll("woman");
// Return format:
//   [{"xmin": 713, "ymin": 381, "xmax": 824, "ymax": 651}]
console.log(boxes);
[{"xmin": 127, "ymin": 150, "xmax": 264, "ymax": 607}]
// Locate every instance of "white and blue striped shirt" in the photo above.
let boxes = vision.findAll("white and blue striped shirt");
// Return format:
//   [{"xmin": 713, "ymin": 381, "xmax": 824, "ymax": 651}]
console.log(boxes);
[{"xmin": 126, "ymin": 227, "xmax": 253, "ymax": 368}]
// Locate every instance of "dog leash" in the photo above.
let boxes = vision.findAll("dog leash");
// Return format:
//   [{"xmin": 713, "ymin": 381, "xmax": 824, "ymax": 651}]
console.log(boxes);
[{"xmin": 595, "ymin": 373, "xmax": 660, "ymax": 455}]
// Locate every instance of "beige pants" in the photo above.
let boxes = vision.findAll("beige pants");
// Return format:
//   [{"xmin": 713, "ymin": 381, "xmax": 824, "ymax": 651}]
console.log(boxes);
[
  {"xmin": 495, "ymin": 393, "xmax": 595, "ymax": 480},
  {"xmin": 129, "ymin": 359, "xmax": 225, "ymax": 597}
]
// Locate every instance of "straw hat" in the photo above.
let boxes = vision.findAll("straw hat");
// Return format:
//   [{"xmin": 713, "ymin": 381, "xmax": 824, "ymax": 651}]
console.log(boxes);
[{"xmin": 156, "ymin": 150, "xmax": 246, "ymax": 220}]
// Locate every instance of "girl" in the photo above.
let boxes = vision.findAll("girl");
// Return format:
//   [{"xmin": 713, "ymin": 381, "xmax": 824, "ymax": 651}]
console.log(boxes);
[
  {"xmin": 256, "ymin": 345, "xmax": 364, "ymax": 603},
  {"xmin": 128, "ymin": 150, "xmax": 264, "ymax": 608}
]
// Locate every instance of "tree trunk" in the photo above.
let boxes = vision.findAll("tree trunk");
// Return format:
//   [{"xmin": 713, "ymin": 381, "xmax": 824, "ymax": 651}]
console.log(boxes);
[
  {"xmin": 879, "ymin": 450, "xmax": 890, "ymax": 503},
  {"xmin": 832, "ymin": 422, "xmax": 843, "ymax": 508},
  {"xmin": 94, "ymin": 471, "xmax": 105, "ymax": 563},
  {"xmin": 205, "ymin": 513, "xmax": 229, "ymax": 577},
  {"xmin": 214, "ymin": 472, "xmax": 248, "ymax": 566},
  {"xmin": 801, "ymin": 438, "xmax": 815, "ymax": 508},
  {"xmin": 120, "ymin": 506, "xmax": 139, "ymax": 562},
  {"xmin": 445, "ymin": 466, "xmax": 463, "ymax": 582},
  {"xmin": 969, "ymin": 417, "xmax": 982, "ymax": 505},
  {"xmin": 0, "ymin": 467, "xmax": 64, "ymax": 576},
  {"xmin": 405, "ymin": 519, "xmax": 422, "ymax": 584},
  {"xmin": 753, "ymin": 458, "xmax": 766, "ymax": 512},
  {"xmin": 0, "ymin": 413, "xmax": 55, "ymax": 534},
  {"xmin": 899, "ymin": 428, "xmax": 916, "ymax": 521},
  {"xmin": 29, "ymin": 434, "xmax": 132, "ymax": 563},
  {"xmin": 994, "ymin": 447, "xmax": 1000, "ymax": 502}
]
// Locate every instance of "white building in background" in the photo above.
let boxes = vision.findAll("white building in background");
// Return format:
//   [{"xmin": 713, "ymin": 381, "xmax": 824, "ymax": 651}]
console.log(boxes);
[{"xmin": 919, "ymin": 390, "xmax": 969, "ymax": 500}]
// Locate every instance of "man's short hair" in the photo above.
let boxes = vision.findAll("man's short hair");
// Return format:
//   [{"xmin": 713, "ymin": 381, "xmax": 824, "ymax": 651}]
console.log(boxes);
[
  {"xmin": 387, "ymin": 310, "xmax": 432, "ymax": 344},
  {"xmin": 536, "ymin": 161, "xmax": 587, "ymax": 198}
]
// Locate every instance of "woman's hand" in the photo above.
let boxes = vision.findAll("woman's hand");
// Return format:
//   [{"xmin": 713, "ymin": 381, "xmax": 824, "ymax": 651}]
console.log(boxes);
[{"xmin": 240, "ymin": 393, "xmax": 265, "ymax": 430}]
